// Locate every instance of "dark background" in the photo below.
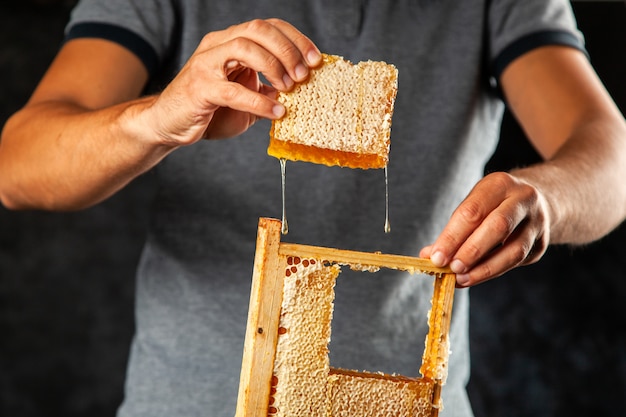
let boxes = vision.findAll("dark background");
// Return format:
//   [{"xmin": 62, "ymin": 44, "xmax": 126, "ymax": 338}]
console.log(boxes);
[{"xmin": 1, "ymin": 1, "xmax": 625, "ymax": 416}]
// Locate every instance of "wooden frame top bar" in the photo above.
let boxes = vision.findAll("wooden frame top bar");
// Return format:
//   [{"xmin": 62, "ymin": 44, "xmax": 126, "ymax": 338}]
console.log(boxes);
[{"xmin": 279, "ymin": 243, "xmax": 452, "ymax": 275}]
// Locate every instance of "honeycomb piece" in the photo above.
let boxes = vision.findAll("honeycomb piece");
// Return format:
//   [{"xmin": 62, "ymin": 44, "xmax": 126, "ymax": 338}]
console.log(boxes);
[
  {"xmin": 268, "ymin": 54, "xmax": 398, "ymax": 169},
  {"xmin": 271, "ymin": 260, "xmax": 339, "ymax": 417}
]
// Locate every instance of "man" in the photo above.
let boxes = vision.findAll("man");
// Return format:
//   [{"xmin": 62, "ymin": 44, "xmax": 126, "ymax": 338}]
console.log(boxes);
[{"xmin": 1, "ymin": 1, "xmax": 625, "ymax": 416}]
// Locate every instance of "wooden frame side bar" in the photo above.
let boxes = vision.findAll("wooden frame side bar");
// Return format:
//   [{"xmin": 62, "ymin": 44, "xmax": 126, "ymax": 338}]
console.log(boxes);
[
  {"xmin": 235, "ymin": 218, "xmax": 286, "ymax": 417},
  {"xmin": 421, "ymin": 273, "xmax": 456, "ymax": 417}
]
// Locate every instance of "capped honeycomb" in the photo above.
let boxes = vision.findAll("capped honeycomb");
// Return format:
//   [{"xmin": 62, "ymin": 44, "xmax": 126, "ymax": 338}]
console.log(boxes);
[
  {"xmin": 270, "ymin": 257, "xmax": 338, "ymax": 417},
  {"xmin": 269, "ymin": 256, "xmax": 437, "ymax": 417},
  {"xmin": 268, "ymin": 54, "xmax": 398, "ymax": 169},
  {"xmin": 327, "ymin": 369, "xmax": 436, "ymax": 417}
]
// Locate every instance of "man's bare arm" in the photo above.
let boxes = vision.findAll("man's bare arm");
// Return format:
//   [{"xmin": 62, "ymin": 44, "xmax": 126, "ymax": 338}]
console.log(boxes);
[
  {"xmin": 421, "ymin": 46, "xmax": 626, "ymax": 286},
  {"xmin": 0, "ymin": 19, "xmax": 322, "ymax": 211},
  {"xmin": 505, "ymin": 46, "xmax": 626, "ymax": 243},
  {"xmin": 0, "ymin": 39, "xmax": 160, "ymax": 210}
]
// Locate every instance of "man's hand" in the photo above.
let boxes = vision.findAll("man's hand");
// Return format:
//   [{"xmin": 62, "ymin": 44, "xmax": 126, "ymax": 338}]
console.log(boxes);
[
  {"xmin": 145, "ymin": 18, "xmax": 322, "ymax": 145},
  {"xmin": 421, "ymin": 45, "xmax": 626, "ymax": 287},
  {"xmin": 419, "ymin": 172, "xmax": 550, "ymax": 287}
]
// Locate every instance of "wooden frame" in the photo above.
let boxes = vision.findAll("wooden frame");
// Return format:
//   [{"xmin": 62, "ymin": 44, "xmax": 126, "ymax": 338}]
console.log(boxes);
[{"xmin": 235, "ymin": 218, "xmax": 456, "ymax": 417}]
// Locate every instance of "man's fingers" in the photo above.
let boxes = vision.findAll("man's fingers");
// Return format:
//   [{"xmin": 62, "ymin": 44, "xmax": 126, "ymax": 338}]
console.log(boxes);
[
  {"xmin": 205, "ymin": 79, "xmax": 283, "ymax": 120},
  {"xmin": 428, "ymin": 174, "xmax": 509, "ymax": 267},
  {"xmin": 265, "ymin": 18, "xmax": 323, "ymax": 67},
  {"xmin": 424, "ymin": 172, "xmax": 550, "ymax": 287},
  {"xmin": 450, "ymin": 196, "xmax": 528, "ymax": 273},
  {"xmin": 236, "ymin": 18, "xmax": 322, "ymax": 83},
  {"xmin": 455, "ymin": 226, "xmax": 547, "ymax": 287},
  {"xmin": 200, "ymin": 19, "xmax": 321, "ymax": 90}
]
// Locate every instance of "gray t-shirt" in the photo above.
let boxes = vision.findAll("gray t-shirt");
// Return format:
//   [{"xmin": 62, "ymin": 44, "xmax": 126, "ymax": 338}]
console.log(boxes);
[{"xmin": 66, "ymin": 1, "xmax": 584, "ymax": 416}]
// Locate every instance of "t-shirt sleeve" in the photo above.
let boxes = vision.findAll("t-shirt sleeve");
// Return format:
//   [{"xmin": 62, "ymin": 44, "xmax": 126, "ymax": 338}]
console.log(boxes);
[
  {"xmin": 487, "ymin": 0, "xmax": 586, "ymax": 83},
  {"xmin": 64, "ymin": 0, "xmax": 177, "ymax": 77}
]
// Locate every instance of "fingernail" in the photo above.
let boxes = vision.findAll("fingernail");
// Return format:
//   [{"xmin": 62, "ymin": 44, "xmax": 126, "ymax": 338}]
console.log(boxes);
[
  {"xmin": 430, "ymin": 251, "xmax": 446, "ymax": 266},
  {"xmin": 272, "ymin": 104, "xmax": 285, "ymax": 118},
  {"xmin": 225, "ymin": 60, "xmax": 239, "ymax": 69},
  {"xmin": 282, "ymin": 73, "xmax": 294, "ymax": 89},
  {"xmin": 450, "ymin": 259, "xmax": 467, "ymax": 274},
  {"xmin": 307, "ymin": 50, "xmax": 322, "ymax": 65},
  {"xmin": 456, "ymin": 273, "xmax": 470, "ymax": 287},
  {"xmin": 295, "ymin": 63, "xmax": 308, "ymax": 80}
]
